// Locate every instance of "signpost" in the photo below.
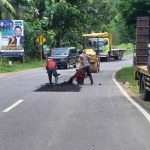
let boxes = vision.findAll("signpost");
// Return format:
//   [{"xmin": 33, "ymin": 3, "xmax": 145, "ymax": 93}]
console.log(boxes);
[
  {"xmin": 36, "ymin": 35, "xmax": 46, "ymax": 45},
  {"xmin": 36, "ymin": 35, "xmax": 46, "ymax": 62}
]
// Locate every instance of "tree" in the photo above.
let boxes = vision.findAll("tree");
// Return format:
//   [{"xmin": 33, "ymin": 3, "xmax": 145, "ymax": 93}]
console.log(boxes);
[
  {"xmin": 116, "ymin": 0, "xmax": 150, "ymax": 38},
  {"xmin": 0, "ymin": 0, "xmax": 19, "ymax": 19},
  {"xmin": 1, "ymin": 0, "xmax": 129, "ymax": 60},
  {"xmin": 48, "ymin": 0, "xmax": 81, "ymax": 47}
]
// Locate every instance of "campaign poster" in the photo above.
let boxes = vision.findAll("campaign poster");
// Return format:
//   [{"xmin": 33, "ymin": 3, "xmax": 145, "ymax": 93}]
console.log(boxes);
[{"xmin": 0, "ymin": 20, "xmax": 24, "ymax": 56}]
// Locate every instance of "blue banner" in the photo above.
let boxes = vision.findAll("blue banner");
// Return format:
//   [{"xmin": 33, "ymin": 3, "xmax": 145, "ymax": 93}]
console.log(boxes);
[{"xmin": 0, "ymin": 20, "xmax": 24, "ymax": 56}]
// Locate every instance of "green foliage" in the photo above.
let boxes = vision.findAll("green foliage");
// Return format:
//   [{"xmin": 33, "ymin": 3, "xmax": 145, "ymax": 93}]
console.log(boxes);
[
  {"xmin": 2, "ymin": 0, "xmax": 149, "ymax": 60},
  {"xmin": 113, "ymin": 43, "xmax": 134, "ymax": 55},
  {"xmin": 0, "ymin": 0, "xmax": 19, "ymax": 19},
  {"xmin": 0, "ymin": 61, "xmax": 45, "ymax": 73},
  {"xmin": 24, "ymin": 21, "xmax": 56, "ymax": 61},
  {"xmin": 114, "ymin": 43, "xmax": 134, "ymax": 50},
  {"xmin": 116, "ymin": 0, "xmax": 150, "ymax": 38},
  {"xmin": 24, "ymin": 22, "xmax": 43, "ymax": 60},
  {"xmin": 107, "ymin": 13, "xmax": 130, "ymax": 45},
  {"xmin": 50, "ymin": 0, "xmax": 81, "ymax": 47}
]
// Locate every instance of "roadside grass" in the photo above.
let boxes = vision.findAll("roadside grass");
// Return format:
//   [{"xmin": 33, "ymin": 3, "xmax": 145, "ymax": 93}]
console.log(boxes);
[
  {"xmin": 124, "ymin": 50, "xmax": 133, "ymax": 55},
  {"xmin": 0, "ymin": 61, "xmax": 45, "ymax": 73},
  {"xmin": 0, "ymin": 43, "xmax": 134, "ymax": 73},
  {"xmin": 116, "ymin": 66, "xmax": 139, "ymax": 94}
]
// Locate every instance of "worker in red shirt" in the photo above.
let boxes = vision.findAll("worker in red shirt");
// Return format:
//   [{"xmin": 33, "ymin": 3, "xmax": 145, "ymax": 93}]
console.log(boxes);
[{"xmin": 46, "ymin": 59, "xmax": 60, "ymax": 85}]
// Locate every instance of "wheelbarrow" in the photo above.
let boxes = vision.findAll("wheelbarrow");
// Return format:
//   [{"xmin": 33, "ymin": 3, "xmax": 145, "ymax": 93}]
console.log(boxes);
[{"xmin": 68, "ymin": 68, "xmax": 88, "ymax": 85}]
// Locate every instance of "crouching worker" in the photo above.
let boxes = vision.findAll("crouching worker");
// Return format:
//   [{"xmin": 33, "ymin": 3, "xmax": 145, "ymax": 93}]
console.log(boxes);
[{"xmin": 46, "ymin": 59, "xmax": 60, "ymax": 85}]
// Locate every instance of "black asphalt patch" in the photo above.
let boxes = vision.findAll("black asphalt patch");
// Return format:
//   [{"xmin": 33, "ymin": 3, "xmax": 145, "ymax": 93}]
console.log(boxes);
[{"xmin": 35, "ymin": 82, "xmax": 82, "ymax": 92}]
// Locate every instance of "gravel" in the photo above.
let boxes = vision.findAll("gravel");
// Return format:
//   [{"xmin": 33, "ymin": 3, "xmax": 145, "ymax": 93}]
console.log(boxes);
[{"xmin": 35, "ymin": 82, "xmax": 82, "ymax": 92}]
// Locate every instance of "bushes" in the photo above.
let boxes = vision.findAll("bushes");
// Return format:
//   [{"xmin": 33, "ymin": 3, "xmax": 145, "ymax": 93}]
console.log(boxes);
[
  {"xmin": 23, "ymin": 22, "xmax": 56, "ymax": 62},
  {"xmin": 113, "ymin": 43, "xmax": 134, "ymax": 50},
  {"xmin": 24, "ymin": 22, "xmax": 43, "ymax": 61}
]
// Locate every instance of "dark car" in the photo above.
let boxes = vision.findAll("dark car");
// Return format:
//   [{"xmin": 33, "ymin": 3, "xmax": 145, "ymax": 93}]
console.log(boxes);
[{"xmin": 48, "ymin": 47, "xmax": 78, "ymax": 69}]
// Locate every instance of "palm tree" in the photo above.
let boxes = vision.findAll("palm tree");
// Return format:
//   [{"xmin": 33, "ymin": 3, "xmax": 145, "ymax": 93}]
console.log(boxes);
[{"xmin": 0, "ymin": 0, "xmax": 18, "ymax": 19}]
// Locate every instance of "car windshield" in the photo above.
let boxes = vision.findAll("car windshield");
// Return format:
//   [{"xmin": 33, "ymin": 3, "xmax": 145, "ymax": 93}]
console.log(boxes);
[{"xmin": 51, "ymin": 48, "xmax": 69, "ymax": 55}]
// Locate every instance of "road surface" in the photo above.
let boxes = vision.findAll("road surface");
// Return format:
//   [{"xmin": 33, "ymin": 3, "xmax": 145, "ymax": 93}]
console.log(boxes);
[{"xmin": 1, "ymin": 55, "xmax": 150, "ymax": 150}]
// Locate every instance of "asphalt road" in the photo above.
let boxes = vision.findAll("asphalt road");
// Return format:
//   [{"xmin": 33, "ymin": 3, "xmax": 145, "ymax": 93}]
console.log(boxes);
[{"xmin": 1, "ymin": 55, "xmax": 150, "ymax": 150}]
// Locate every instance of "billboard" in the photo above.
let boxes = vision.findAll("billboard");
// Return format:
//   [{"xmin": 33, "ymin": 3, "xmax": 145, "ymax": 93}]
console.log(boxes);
[{"xmin": 0, "ymin": 20, "xmax": 24, "ymax": 56}]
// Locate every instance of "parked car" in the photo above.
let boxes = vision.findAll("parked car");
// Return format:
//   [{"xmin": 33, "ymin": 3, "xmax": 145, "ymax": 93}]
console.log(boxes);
[{"xmin": 48, "ymin": 47, "xmax": 78, "ymax": 69}]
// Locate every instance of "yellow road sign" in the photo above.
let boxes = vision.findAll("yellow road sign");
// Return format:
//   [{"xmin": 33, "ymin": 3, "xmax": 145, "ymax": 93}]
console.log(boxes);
[{"xmin": 36, "ymin": 35, "xmax": 46, "ymax": 45}]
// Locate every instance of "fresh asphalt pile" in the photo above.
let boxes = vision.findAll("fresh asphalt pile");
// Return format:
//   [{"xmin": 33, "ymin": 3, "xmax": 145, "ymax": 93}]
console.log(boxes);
[{"xmin": 35, "ymin": 81, "xmax": 82, "ymax": 92}]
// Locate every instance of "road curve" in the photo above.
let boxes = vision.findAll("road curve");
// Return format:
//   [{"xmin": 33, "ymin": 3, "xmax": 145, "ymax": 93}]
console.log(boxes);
[{"xmin": 1, "ymin": 55, "xmax": 150, "ymax": 150}]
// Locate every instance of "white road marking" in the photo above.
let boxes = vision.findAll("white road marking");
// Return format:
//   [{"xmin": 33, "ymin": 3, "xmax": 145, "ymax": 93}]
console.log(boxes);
[
  {"xmin": 2, "ymin": 100, "xmax": 23, "ymax": 112},
  {"xmin": 113, "ymin": 73, "xmax": 150, "ymax": 122},
  {"xmin": 27, "ymin": 74, "xmax": 41, "ymax": 79}
]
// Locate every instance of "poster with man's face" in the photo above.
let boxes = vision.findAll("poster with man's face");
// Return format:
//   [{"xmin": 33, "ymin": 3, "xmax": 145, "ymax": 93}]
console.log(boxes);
[{"xmin": 0, "ymin": 20, "xmax": 24, "ymax": 56}]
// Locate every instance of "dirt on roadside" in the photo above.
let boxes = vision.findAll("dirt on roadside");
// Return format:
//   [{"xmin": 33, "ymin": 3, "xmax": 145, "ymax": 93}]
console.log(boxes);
[{"xmin": 0, "ymin": 73, "xmax": 6, "ymax": 77}]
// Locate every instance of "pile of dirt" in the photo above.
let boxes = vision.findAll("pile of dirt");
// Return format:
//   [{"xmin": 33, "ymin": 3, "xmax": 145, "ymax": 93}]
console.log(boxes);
[{"xmin": 35, "ymin": 81, "xmax": 82, "ymax": 92}]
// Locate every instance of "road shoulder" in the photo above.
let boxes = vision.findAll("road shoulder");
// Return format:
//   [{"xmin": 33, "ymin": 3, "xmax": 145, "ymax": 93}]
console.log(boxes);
[
  {"xmin": 118, "ymin": 81, "xmax": 150, "ymax": 114},
  {"xmin": 0, "ymin": 73, "xmax": 7, "ymax": 77}
]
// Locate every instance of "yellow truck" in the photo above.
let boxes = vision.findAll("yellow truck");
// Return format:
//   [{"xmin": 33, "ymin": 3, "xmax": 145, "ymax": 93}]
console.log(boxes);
[
  {"xmin": 82, "ymin": 32, "xmax": 126, "ymax": 62},
  {"xmin": 134, "ymin": 16, "xmax": 150, "ymax": 101}
]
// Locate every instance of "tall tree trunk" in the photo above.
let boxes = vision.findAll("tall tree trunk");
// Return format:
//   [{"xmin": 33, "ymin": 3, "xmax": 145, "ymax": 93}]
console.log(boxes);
[{"xmin": 56, "ymin": 31, "xmax": 61, "ymax": 47}]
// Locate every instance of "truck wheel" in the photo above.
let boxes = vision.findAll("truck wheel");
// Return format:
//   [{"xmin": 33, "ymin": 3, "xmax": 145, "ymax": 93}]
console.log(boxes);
[
  {"xmin": 147, "ymin": 51, "xmax": 150, "ymax": 74},
  {"xmin": 119, "ymin": 52, "xmax": 122, "ymax": 60},
  {"xmin": 114, "ymin": 53, "xmax": 121, "ymax": 60},
  {"xmin": 121, "ymin": 51, "xmax": 123, "ymax": 58},
  {"xmin": 141, "ymin": 76, "xmax": 150, "ymax": 101},
  {"xmin": 116, "ymin": 52, "xmax": 121, "ymax": 60},
  {"xmin": 106, "ymin": 55, "xmax": 110, "ymax": 62}
]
